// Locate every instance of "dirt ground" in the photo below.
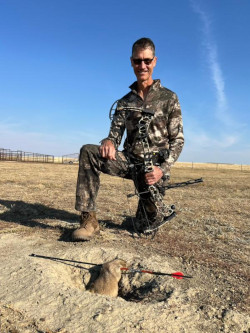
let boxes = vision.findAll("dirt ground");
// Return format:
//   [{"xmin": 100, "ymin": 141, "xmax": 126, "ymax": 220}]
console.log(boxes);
[{"xmin": 0, "ymin": 161, "xmax": 249, "ymax": 333}]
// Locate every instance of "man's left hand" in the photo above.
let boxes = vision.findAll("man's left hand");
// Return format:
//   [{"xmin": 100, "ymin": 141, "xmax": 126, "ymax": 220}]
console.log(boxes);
[{"xmin": 145, "ymin": 166, "xmax": 163, "ymax": 185}]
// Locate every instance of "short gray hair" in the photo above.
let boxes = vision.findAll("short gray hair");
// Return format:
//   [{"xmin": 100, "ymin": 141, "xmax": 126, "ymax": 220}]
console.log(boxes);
[{"xmin": 132, "ymin": 38, "xmax": 155, "ymax": 56}]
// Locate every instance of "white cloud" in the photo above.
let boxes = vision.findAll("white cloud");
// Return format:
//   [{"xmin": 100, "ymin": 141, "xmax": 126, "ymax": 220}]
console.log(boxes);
[
  {"xmin": 180, "ymin": 145, "xmax": 250, "ymax": 165},
  {"xmin": 190, "ymin": 0, "xmax": 232, "ymax": 125},
  {"xmin": 0, "ymin": 121, "xmax": 100, "ymax": 156},
  {"xmin": 181, "ymin": 110, "xmax": 250, "ymax": 163},
  {"xmin": 180, "ymin": 122, "xmax": 249, "ymax": 164},
  {"xmin": 185, "ymin": 128, "xmax": 239, "ymax": 149},
  {"xmin": 185, "ymin": 1, "xmax": 250, "ymax": 164}
]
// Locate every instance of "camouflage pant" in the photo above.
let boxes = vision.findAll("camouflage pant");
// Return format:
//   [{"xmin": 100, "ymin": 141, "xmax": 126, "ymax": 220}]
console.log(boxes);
[{"xmin": 75, "ymin": 144, "xmax": 166, "ymax": 215}]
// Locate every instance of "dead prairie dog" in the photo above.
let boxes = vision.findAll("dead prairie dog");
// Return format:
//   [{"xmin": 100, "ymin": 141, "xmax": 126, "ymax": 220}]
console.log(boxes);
[{"xmin": 89, "ymin": 259, "xmax": 127, "ymax": 297}]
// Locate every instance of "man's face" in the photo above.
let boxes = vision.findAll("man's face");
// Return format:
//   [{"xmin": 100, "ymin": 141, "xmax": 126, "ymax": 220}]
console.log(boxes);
[{"xmin": 131, "ymin": 47, "xmax": 157, "ymax": 84}]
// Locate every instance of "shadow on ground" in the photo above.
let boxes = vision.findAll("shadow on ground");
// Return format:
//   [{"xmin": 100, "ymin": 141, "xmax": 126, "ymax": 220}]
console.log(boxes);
[
  {"xmin": 0, "ymin": 200, "xmax": 135, "ymax": 241},
  {"xmin": 0, "ymin": 199, "xmax": 79, "ymax": 230},
  {"xmin": 59, "ymin": 217, "xmax": 134, "ymax": 242},
  {"xmin": 101, "ymin": 216, "xmax": 134, "ymax": 231}
]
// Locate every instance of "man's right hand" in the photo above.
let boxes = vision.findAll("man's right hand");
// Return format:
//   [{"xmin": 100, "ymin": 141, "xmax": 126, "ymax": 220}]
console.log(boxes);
[{"xmin": 99, "ymin": 140, "xmax": 116, "ymax": 160}]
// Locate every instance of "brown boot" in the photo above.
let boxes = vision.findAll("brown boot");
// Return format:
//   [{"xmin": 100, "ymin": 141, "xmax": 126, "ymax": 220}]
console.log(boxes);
[{"xmin": 72, "ymin": 211, "xmax": 100, "ymax": 241}]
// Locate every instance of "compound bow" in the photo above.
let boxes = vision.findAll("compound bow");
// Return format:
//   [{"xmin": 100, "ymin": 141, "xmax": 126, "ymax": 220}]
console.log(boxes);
[{"xmin": 109, "ymin": 101, "xmax": 203, "ymax": 236}]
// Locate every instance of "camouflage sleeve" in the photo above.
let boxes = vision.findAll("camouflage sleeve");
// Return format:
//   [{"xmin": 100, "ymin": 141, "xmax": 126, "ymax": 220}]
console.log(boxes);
[
  {"xmin": 161, "ymin": 94, "xmax": 184, "ymax": 175},
  {"xmin": 101, "ymin": 105, "xmax": 126, "ymax": 149}
]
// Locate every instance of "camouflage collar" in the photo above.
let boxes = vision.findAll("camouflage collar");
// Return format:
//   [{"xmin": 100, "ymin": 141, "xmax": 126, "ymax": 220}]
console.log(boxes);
[{"xmin": 129, "ymin": 79, "xmax": 162, "ymax": 94}]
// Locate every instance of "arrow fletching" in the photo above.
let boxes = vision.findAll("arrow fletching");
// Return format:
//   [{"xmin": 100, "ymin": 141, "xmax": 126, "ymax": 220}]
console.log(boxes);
[{"xmin": 171, "ymin": 272, "xmax": 184, "ymax": 279}]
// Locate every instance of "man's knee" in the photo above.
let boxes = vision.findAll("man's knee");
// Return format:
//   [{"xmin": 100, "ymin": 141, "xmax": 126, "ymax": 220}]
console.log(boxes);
[
  {"xmin": 80, "ymin": 144, "xmax": 94, "ymax": 153},
  {"xmin": 79, "ymin": 144, "xmax": 99, "ymax": 159}
]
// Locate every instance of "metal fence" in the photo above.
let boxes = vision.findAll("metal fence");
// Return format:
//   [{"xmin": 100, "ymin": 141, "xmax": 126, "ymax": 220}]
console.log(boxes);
[
  {"xmin": 1, "ymin": 148, "xmax": 249, "ymax": 170},
  {"xmin": 62, "ymin": 153, "xmax": 79, "ymax": 164},
  {"xmin": 0, "ymin": 148, "xmax": 54, "ymax": 163},
  {"xmin": 174, "ymin": 162, "xmax": 250, "ymax": 172}
]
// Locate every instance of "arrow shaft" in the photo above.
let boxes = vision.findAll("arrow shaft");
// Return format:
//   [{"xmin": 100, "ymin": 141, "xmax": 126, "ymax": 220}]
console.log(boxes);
[
  {"xmin": 30, "ymin": 253, "xmax": 99, "ymax": 266},
  {"xmin": 121, "ymin": 268, "xmax": 192, "ymax": 279},
  {"xmin": 31, "ymin": 255, "xmax": 193, "ymax": 279}
]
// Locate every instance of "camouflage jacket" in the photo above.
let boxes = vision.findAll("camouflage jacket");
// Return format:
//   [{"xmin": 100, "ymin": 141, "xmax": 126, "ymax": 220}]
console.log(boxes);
[{"xmin": 103, "ymin": 79, "xmax": 184, "ymax": 175}]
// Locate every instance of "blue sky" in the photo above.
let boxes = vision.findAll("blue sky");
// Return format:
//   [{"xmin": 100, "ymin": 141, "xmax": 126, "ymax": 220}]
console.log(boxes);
[{"xmin": 0, "ymin": 0, "xmax": 249, "ymax": 164}]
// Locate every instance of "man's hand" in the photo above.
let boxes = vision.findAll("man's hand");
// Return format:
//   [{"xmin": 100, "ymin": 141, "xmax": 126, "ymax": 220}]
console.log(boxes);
[
  {"xmin": 99, "ymin": 140, "xmax": 116, "ymax": 160},
  {"xmin": 145, "ymin": 166, "xmax": 163, "ymax": 185}
]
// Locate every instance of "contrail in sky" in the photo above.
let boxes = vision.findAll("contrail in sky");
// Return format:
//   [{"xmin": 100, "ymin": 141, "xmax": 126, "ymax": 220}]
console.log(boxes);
[{"xmin": 190, "ymin": 1, "xmax": 228, "ymax": 121}]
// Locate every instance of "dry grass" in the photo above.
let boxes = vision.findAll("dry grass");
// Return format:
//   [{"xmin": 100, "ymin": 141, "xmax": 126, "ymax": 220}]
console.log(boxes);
[
  {"xmin": 0, "ymin": 161, "xmax": 249, "ymax": 314},
  {"xmin": 175, "ymin": 161, "xmax": 250, "ymax": 171}
]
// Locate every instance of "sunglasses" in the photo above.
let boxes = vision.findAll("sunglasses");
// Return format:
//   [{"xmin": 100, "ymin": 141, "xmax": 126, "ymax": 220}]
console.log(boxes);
[{"xmin": 132, "ymin": 57, "xmax": 154, "ymax": 65}]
